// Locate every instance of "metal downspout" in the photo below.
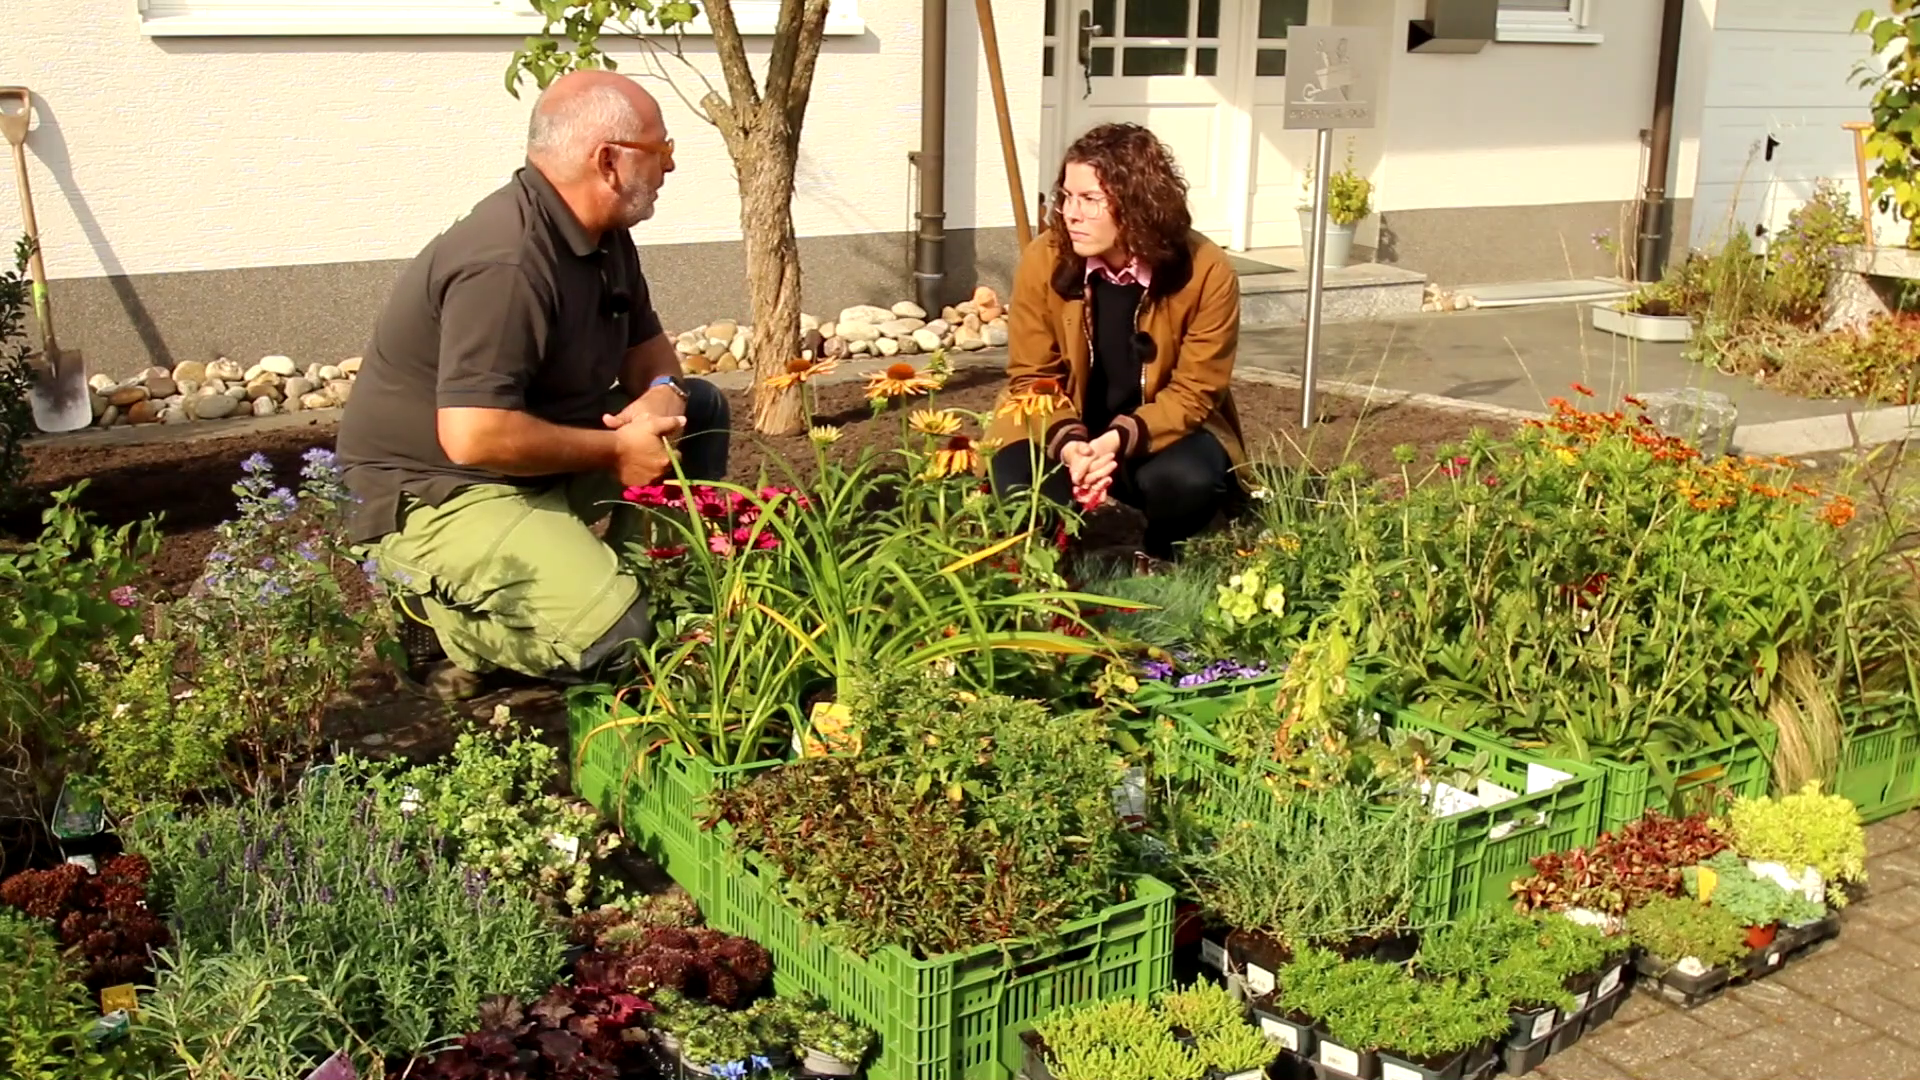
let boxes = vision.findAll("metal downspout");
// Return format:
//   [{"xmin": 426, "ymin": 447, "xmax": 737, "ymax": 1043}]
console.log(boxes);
[
  {"xmin": 1635, "ymin": 0, "xmax": 1686, "ymax": 281},
  {"xmin": 915, "ymin": 0, "xmax": 949, "ymax": 313}
]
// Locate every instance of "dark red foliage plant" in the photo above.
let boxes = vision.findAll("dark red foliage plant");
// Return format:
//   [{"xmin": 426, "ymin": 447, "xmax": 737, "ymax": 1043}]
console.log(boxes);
[
  {"xmin": 417, "ymin": 983, "xmax": 655, "ymax": 1080},
  {"xmin": 0, "ymin": 854, "xmax": 170, "ymax": 990},
  {"xmin": 573, "ymin": 926, "xmax": 772, "ymax": 1009},
  {"xmin": 1512, "ymin": 810, "xmax": 1729, "ymax": 916}
]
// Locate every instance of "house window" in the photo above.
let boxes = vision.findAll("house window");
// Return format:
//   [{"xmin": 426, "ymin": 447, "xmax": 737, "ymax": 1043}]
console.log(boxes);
[
  {"xmin": 1496, "ymin": 0, "xmax": 1601, "ymax": 45},
  {"xmin": 137, "ymin": 0, "xmax": 867, "ymax": 38}
]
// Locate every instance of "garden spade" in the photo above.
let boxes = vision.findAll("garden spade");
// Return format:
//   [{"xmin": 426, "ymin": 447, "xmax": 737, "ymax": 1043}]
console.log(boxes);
[{"xmin": 1, "ymin": 86, "xmax": 91, "ymax": 433}]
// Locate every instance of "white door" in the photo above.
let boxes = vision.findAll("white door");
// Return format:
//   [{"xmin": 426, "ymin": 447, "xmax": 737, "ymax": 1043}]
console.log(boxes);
[
  {"xmin": 1242, "ymin": 0, "xmax": 1331, "ymax": 248},
  {"xmin": 1691, "ymin": 0, "xmax": 1880, "ymax": 252},
  {"xmin": 1042, "ymin": 0, "xmax": 1247, "ymax": 245}
]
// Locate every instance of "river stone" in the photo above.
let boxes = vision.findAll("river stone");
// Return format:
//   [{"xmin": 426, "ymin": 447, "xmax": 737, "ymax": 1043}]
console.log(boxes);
[
  {"xmin": 800, "ymin": 313, "xmax": 821, "ymax": 334},
  {"xmin": 911, "ymin": 328, "xmax": 943, "ymax": 352},
  {"xmin": 879, "ymin": 317, "xmax": 925, "ymax": 338},
  {"xmin": 88, "ymin": 373, "xmax": 115, "ymax": 392},
  {"xmin": 259, "ymin": 354, "xmax": 298, "ymax": 377},
  {"xmin": 707, "ymin": 319, "xmax": 739, "ymax": 345},
  {"xmin": 955, "ymin": 324, "xmax": 987, "ymax": 351},
  {"xmin": 327, "ymin": 380, "xmax": 353, "ymax": 404},
  {"xmin": 837, "ymin": 304, "xmax": 891, "ymax": 326},
  {"xmin": 875, "ymin": 337, "xmax": 901, "ymax": 357},
  {"xmin": 339, "ymin": 356, "xmax": 362, "ymax": 376},
  {"xmin": 107, "ymin": 385, "xmax": 149, "ymax": 407},
  {"xmin": 170, "ymin": 359, "xmax": 208, "ymax": 384},
  {"xmin": 301, "ymin": 391, "xmax": 334, "ymax": 411},
  {"xmin": 207, "ymin": 358, "xmax": 245, "ymax": 382},
  {"xmin": 839, "ymin": 322, "xmax": 881, "ymax": 344},
  {"xmin": 849, "ymin": 340, "xmax": 871, "ymax": 356},
  {"xmin": 284, "ymin": 377, "xmax": 316, "ymax": 401},
  {"xmin": 1639, "ymin": 388, "xmax": 1738, "ymax": 458},
  {"xmin": 891, "ymin": 300, "xmax": 927, "ymax": 319},
  {"xmin": 984, "ymin": 321, "xmax": 1009, "ymax": 347},
  {"xmin": 252, "ymin": 396, "xmax": 277, "ymax": 417},
  {"xmin": 822, "ymin": 336, "xmax": 849, "ymax": 360},
  {"xmin": 127, "ymin": 399, "xmax": 163, "ymax": 424},
  {"xmin": 190, "ymin": 393, "xmax": 240, "ymax": 420}
]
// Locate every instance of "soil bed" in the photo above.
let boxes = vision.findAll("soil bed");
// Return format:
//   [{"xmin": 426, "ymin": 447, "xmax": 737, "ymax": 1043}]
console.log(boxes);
[{"xmin": 14, "ymin": 373, "xmax": 1507, "ymax": 757}]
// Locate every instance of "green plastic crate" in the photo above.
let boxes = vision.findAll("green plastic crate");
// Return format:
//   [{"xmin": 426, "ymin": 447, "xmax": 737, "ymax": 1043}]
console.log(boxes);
[
  {"xmin": 1835, "ymin": 724, "xmax": 1920, "ymax": 824},
  {"xmin": 1593, "ymin": 730, "xmax": 1774, "ymax": 835},
  {"xmin": 705, "ymin": 841, "xmax": 1174, "ymax": 1080},
  {"xmin": 565, "ymin": 690, "xmax": 781, "ymax": 905},
  {"xmin": 1150, "ymin": 688, "xmax": 1604, "ymax": 923}
]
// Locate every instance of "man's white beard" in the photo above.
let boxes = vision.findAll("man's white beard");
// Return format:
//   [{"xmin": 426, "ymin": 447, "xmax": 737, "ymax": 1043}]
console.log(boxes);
[{"xmin": 617, "ymin": 176, "xmax": 658, "ymax": 227}]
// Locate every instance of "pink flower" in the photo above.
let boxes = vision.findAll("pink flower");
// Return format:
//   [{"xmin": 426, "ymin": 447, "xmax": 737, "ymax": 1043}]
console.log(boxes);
[
  {"xmin": 708, "ymin": 532, "xmax": 735, "ymax": 556},
  {"xmin": 109, "ymin": 585, "xmax": 139, "ymax": 608}
]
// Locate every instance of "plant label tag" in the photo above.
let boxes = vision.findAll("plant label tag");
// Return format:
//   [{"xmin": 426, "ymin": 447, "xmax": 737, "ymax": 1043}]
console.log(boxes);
[
  {"xmin": 305, "ymin": 1050, "xmax": 358, "ymax": 1080},
  {"xmin": 1220, "ymin": 1071, "xmax": 1265, "ymax": 1080},
  {"xmin": 1530, "ymin": 1010, "xmax": 1556, "ymax": 1041},
  {"xmin": 802, "ymin": 702, "xmax": 861, "ymax": 757},
  {"xmin": 546, "ymin": 832, "xmax": 581, "ymax": 861},
  {"xmin": 1318, "ymin": 1040, "xmax": 1360, "ymax": 1075},
  {"xmin": 100, "ymin": 984, "xmax": 138, "ymax": 1017},
  {"xmin": 1571, "ymin": 989, "xmax": 1591, "ymax": 1012},
  {"xmin": 1245, "ymin": 963, "xmax": 1277, "ymax": 997},
  {"xmin": 1382, "ymin": 1061, "xmax": 1423, "ymax": 1080},
  {"xmin": 1767, "ymin": 950, "xmax": 1783, "ymax": 967},
  {"xmin": 1598, "ymin": 966, "xmax": 1622, "ymax": 997},
  {"xmin": 65, "ymin": 854, "xmax": 98, "ymax": 874},
  {"xmin": 1525, "ymin": 762, "xmax": 1574, "ymax": 795},
  {"xmin": 1258, "ymin": 1016, "xmax": 1299, "ymax": 1051},
  {"xmin": 399, "ymin": 786, "xmax": 422, "ymax": 815},
  {"xmin": 1200, "ymin": 939, "xmax": 1227, "ymax": 971}
]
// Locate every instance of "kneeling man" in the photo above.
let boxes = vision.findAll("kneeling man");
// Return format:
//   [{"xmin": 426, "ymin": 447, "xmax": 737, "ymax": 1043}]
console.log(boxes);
[{"xmin": 336, "ymin": 71, "xmax": 727, "ymax": 699}]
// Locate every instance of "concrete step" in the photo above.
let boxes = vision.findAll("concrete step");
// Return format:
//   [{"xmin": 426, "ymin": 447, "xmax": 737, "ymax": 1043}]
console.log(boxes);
[{"xmin": 1230, "ymin": 246, "xmax": 1428, "ymax": 328}]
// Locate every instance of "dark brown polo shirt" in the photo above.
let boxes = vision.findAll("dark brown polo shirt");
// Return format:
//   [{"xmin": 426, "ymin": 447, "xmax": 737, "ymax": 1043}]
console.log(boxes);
[{"xmin": 335, "ymin": 162, "xmax": 664, "ymax": 543}]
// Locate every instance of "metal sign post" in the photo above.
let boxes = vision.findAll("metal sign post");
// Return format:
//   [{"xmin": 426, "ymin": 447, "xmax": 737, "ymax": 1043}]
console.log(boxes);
[{"xmin": 1282, "ymin": 25, "xmax": 1380, "ymax": 430}]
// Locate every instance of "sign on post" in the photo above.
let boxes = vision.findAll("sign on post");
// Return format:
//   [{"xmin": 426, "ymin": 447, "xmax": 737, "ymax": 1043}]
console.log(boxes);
[{"xmin": 1283, "ymin": 25, "xmax": 1380, "ymax": 429}]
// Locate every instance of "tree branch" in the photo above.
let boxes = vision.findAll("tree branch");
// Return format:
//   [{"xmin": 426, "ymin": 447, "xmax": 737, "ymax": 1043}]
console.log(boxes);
[
  {"xmin": 628, "ymin": 30, "xmax": 722, "ymax": 126},
  {"xmin": 702, "ymin": 0, "xmax": 764, "ymax": 113},
  {"xmin": 780, "ymin": 0, "xmax": 835, "ymax": 151}
]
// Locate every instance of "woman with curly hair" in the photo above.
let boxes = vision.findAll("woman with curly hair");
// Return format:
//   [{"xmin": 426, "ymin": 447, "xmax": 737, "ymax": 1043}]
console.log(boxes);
[{"xmin": 984, "ymin": 122, "xmax": 1246, "ymax": 563}]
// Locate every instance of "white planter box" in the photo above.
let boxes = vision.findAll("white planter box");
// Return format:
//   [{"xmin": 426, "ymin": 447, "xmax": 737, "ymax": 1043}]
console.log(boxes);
[{"xmin": 1590, "ymin": 302, "xmax": 1694, "ymax": 343}]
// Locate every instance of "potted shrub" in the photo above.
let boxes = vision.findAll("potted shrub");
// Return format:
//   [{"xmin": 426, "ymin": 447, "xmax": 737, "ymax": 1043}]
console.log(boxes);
[
  {"xmin": 646, "ymin": 987, "xmax": 717, "ymax": 1057},
  {"xmin": 795, "ymin": 1007, "xmax": 875, "ymax": 1077},
  {"xmin": 1026, "ymin": 998, "xmax": 1202, "ymax": 1080},
  {"xmin": 1624, "ymin": 895, "xmax": 1749, "ymax": 996},
  {"xmin": 1155, "ymin": 982, "xmax": 1277, "ymax": 1079},
  {"xmin": 1590, "ymin": 279, "xmax": 1695, "ymax": 342},
  {"xmin": 1725, "ymin": 781, "xmax": 1868, "ymax": 908},
  {"xmin": 1297, "ymin": 143, "xmax": 1374, "ymax": 270},
  {"xmin": 679, "ymin": 1011, "xmax": 761, "ymax": 1077}
]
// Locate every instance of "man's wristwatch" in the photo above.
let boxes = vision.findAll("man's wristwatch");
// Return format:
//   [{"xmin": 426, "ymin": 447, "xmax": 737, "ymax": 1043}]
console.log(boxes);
[{"xmin": 649, "ymin": 374, "xmax": 689, "ymax": 400}]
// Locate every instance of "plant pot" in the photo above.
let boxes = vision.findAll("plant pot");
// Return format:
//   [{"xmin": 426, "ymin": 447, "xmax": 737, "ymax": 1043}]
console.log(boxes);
[
  {"xmin": 1226, "ymin": 928, "xmax": 1291, "ymax": 997},
  {"xmin": 654, "ymin": 1031, "xmax": 682, "ymax": 1057},
  {"xmin": 681, "ymin": 1058, "xmax": 746, "ymax": 1078},
  {"xmin": 1314, "ymin": 1034, "xmax": 1379, "ymax": 1079},
  {"xmin": 801, "ymin": 1045, "xmax": 862, "ymax": 1076},
  {"xmin": 1589, "ymin": 301, "xmax": 1694, "ymax": 343},
  {"xmin": 1746, "ymin": 923, "xmax": 1779, "ymax": 950},
  {"xmin": 1505, "ymin": 1006, "xmax": 1557, "ymax": 1048},
  {"xmin": 1020, "ymin": 1030, "xmax": 1054, "ymax": 1080},
  {"xmin": 1378, "ymin": 1046, "xmax": 1471, "ymax": 1080},
  {"xmin": 1298, "ymin": 209, "xmax": 1358, "ymax": 270},
  {"xmin": 1252, "ymin": 999, "xmax": 1318, "ymax": 1058}
]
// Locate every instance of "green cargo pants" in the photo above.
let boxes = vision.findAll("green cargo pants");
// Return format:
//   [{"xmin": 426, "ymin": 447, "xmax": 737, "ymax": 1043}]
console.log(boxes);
[{"xmin": 369, "ymin": 471, "xmax": 653, "ymax": 679}]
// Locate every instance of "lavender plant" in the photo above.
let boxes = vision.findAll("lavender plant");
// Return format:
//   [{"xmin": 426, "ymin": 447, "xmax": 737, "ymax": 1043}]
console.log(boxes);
[
  {"xmin": 80, "ymin": 449, "xmax": 388, "ymax": 805},
  {"xmin": 125, "ymin": 763, "xmax": 566, "ymax": 1063}
]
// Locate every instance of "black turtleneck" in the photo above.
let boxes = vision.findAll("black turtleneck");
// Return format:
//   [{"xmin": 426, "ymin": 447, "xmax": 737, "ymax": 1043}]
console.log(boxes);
[{"xmin": 1086, "ymin": 274, "xmax": 1146, "ymax": 433}]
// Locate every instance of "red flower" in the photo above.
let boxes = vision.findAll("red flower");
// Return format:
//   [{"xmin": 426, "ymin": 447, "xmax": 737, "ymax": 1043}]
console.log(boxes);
[{"xmin": 1572, "ymin": 382, "xmax": 1595, "ymax": 397}]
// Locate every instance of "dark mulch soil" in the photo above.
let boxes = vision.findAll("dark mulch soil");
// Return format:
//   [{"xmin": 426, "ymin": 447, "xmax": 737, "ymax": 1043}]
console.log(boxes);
[{"xmin": 14, "ymin": 374, "xmax": 1508, "ymax": 759}]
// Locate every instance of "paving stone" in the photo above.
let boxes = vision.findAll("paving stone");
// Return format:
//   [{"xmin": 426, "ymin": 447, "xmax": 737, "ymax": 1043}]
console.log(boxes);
[
  {"xmin": 1583, "ymin": 1009, "xmax": 1719, "ymax": 1070},
  {"xmin": 1856, "ymin": 927, "xmax": 1920, "ymax": 969},
  {"xmin": 1611, "ymin": 987, "xmax": 1669, "ymax": 1026},
  {"xmin": 1853, "ymin": 889, "xmax": 1920, "ymax": 930},
  {"xmin": 1824, "ymin": 984, "xmax": 1920, "ymax": 1033},
  {"xmin": 1870, "ymin": 848, "xmax": 1920, "ymax": 888},
  {"xmin": 1686, "ymin": 1024, "xmax": 1815, "ymax": 1080},
  {"xmin": 1807, "ymin": 1036, "xmax": 1920, "ymax": 1080},
  {"xmin": 1683, "ymin": 990, "xmax": 1773, "ymax": 1036},
  {"xmin": 1772, "ymin": 946, "xmax": 1899, "ymax": 998},
  {"xmin": 1531, "ymin": 1045, "xmax": 1633, "ymax": 1079},
  {"xmin": 1864, "ymin": 965, "xmax": 1920, "ymax": 1005},
  {"xmin": 1868, "ymin": 821, "xmax": 1919, "ymax": 859}
]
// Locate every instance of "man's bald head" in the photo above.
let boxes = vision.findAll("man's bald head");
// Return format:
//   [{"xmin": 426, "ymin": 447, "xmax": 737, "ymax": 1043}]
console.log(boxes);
[{"xmin": 526, "ymin": 70, "xmax": 665, "ymax": 182}]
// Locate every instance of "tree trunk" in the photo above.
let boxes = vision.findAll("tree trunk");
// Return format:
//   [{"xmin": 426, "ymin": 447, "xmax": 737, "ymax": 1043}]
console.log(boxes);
[{"xmin": 737, "ymin": 127, "xmax": 807, "ymax": 436}]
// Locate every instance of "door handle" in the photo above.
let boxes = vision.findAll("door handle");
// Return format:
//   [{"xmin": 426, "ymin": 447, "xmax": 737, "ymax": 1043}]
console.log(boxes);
[{"xmin": 1078, "ymin": 8, "xmax": 1104, "ymax": 68}]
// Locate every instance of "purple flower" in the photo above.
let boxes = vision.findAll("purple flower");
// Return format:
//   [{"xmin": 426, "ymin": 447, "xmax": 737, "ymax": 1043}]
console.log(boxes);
[
  {"xmin": 109, "ymin": 585, "xmax": 138, "ymax": 608},
  {"xmin": 294, "ymin": 541, "xmax": 320, "ymax": 562},
  {"xmin": 359, "ymin": 557, "xmax": 382, "ymax": 585},
  {"xmin": 243, "ymin": 840, "xmax": 263, "ymax": 872},
  {"xmin": 241, "ymin": 452, "xmax": 272, "ymax": 475}
]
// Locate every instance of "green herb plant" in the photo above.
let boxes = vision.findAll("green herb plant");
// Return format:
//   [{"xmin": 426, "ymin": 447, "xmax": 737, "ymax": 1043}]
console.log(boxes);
[
  {"xmin": 124, "ymin": 762, "xmax": 566, "ymax": 1062},
  {"xmin": 135, "ymin": 944, "xmax": 373, "ymax": 1080},
  {"xmin": 0, "ymin": 908, "xmax": 145, "ymax": 1080},
  {"xmin": 1684, "ymin": 852, "xmax": 1824, "ymax": 926},
  {"xmin": 794, "ymin": 1005, "xmax": 874, "ymax": 1063},
  {"xmin": 1725, "ymin": 780, "xmax": 1868, "ymax": 901},
  {"xmin": 1624, "ymin": 896, "xmax": 1749, "ymax": 973},
  {"xmin": 1033, "ymin": 998, "xmax": 1202, "ymax": 1080}
]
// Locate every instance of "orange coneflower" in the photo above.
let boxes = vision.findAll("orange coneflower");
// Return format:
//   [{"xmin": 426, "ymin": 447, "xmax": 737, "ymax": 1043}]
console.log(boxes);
[
  {"xmin": 927, "ymin": 434, "xmax": 982, "ymax": 478},
  {"xmin": 909, "ymin": 408, "xmax": 963, "ymax": 436},
  {"xmin": 997, "ymin": 377, "xmax": 1068, "ymax": 421},
  {"xmin": 1821, "ymin": 496, "xmax": 1857, "ymax": 528},
  {"xmin": 865, "ymin": 362, "xmax": 943, "ymax": 400},
  {"xmin": 765, "ymin": 356, "xmax": 838, "ymax": 391}
]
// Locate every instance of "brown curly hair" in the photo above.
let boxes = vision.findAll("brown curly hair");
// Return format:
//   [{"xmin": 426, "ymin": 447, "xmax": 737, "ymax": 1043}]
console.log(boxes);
[{"xmin": 1049, "ymin": 122, "xmax": 1194, "ymax": 299}]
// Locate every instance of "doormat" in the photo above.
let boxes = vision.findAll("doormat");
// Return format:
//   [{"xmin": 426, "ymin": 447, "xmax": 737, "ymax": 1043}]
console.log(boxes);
[{"xmin": 1226, "ymin": 253, "xmax": 1291, "ymax": 275}]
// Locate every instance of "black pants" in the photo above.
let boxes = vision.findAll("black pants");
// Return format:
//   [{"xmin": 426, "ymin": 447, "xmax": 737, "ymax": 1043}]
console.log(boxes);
[{"xmin": 989, "ymin": 429, "xmax": 1233, "ymax": 559}]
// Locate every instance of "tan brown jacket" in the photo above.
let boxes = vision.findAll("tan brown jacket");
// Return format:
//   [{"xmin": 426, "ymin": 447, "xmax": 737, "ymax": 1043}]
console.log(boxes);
[{"xmin": 984, "ymin": 229, "xmax": 1247, "ymax": 480}]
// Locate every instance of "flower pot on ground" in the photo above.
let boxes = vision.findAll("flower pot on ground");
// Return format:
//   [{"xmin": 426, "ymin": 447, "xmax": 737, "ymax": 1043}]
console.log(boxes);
[
  {"xmin": 1745, "ymin": 923, "xmax": 1779, "ymax": 949},
  {"xmin": 1248, "ymin": 996, "xmax": 1318, "ymax": 1058},
  {"xmin": 1590, "ymin": 296, "xmax": 1694, "ymax": 343},
  {"xmin": 794, "ymin": 1006, "xmax": 874, "ymax": 1077},
  {"xmin": 1297, "ymin": 143, "xmax": 1374, "ymax": 271}
]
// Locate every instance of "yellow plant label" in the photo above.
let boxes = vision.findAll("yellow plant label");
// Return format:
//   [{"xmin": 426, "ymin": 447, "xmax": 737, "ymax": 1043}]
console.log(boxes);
[
  {"xmin": 802, "ymin": 702, "xmax": 861, "ymax": 757},
  {"xmin": 100, "ymin": 984, "xmax": 139, "ymax": 1017},
  {"xmin": 1696, "ymin": 866, "xmax": 1719, "ymax": 904}
]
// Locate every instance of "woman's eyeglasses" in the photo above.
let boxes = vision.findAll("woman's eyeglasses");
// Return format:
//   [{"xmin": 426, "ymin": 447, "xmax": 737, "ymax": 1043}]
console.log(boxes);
[{"xmin": 1051, "ymin": 188, "xmax": 1110, "ymax": 218}]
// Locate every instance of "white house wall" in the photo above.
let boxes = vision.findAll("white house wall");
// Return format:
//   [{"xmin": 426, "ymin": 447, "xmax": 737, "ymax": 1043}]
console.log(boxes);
[{"xmin": 0, "ymin": 0, "xmax": 1041, "ymax": 282}]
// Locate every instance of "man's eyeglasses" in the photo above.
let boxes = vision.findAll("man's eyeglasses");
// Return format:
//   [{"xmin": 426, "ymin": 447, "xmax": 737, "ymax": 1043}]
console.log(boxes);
[{"xmin": 607, "ymin": 138, "xmax": 676, "ymax": 170}]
